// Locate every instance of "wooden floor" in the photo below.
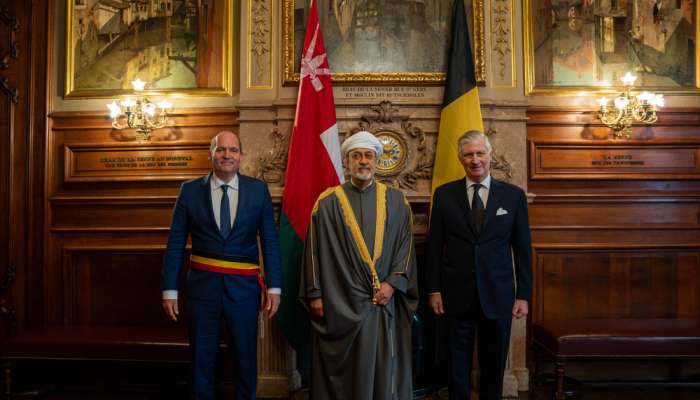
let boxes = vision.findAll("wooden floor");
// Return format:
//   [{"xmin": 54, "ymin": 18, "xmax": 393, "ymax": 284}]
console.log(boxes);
[
  {"xmin": 521, "ymin": 385, "xmax": 700, "ymax": 400},
  {"xmin": 15, "ymin": 385, "xmax": 700, "ymax": 400}
]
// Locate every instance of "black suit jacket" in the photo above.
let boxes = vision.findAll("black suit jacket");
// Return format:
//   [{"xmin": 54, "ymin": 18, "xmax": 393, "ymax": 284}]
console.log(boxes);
[{"xmin": 426, "ymin": 177, "xmax": 532, "ymax": 319}]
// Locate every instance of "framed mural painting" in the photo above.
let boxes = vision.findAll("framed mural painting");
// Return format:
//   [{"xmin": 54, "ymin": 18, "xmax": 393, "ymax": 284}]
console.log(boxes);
[
  {"xmin": 524, "ymin": 0, "xmax": 700, "ymax": 95},
  {"xmin": 282, "ymin": 0, "xmax": 485, "ymax": 85},
  {"xmin": 65, "ymin": 0, "xmax": 233, "ymax": 98}
]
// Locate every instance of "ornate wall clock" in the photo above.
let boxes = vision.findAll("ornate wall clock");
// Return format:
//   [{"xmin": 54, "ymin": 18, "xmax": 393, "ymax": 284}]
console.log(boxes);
[{"xmin": 375, "ymin": 130, "xmax": 408, "ymax": 175}]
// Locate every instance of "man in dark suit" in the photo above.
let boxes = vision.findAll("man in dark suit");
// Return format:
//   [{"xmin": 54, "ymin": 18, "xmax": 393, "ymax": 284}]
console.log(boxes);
[
  {"xmin": 426, "ymin": 130, "xmax": 532, "ymax": 400},
  {"xmin": 162, "ymin": 130, "xmax": 282, "ymax": 400}
]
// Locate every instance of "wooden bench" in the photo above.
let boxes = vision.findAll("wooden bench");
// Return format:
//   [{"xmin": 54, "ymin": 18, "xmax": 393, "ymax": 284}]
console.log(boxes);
[
  {"xmin": 532, "ymin": 319, "xmax": 700, "ymax": 399},
  {"xmin": 0, "ymin": 325, "xmax": 228, "ymax": 397}
]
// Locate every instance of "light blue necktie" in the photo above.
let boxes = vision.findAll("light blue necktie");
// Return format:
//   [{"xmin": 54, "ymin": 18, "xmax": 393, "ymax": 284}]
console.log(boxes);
[{"xmin": 220, "ymin": 184, "xmax": 231, "ymax": 238}]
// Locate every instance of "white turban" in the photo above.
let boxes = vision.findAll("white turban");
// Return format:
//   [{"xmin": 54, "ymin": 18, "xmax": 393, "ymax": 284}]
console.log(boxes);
[{"xmin": 341, "ymin": 131, "xmax": 382, "ymax": 157}]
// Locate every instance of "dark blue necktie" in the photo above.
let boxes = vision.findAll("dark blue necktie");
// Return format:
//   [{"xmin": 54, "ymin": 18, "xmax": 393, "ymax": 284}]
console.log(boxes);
[{"xmin": 220, "ymin": 184, "xmax": 231, "ymax": 238}]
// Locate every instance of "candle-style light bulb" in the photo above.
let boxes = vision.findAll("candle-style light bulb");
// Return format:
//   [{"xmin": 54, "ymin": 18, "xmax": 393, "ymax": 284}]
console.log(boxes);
[
  {"xmin": 620, "ymin": 72, "xmax": 637, "ymax": 86},
  {"xmin": 131, "ymin": 78, "xmax": 147, "ymax": 91},
  {"xmin": 120, "ymin": 98, "xmax": 136, "ymax": 108},
  {"xmin": 157, "ymin": 99, "xmax": 172, "ymax": 110},
  {"xmin": 614, "ymin": 96, "xmax": 629, "ymax": 110},
  {"xmin": 107, "ymin": 101, "xmax": 122, "ymax": 119}
]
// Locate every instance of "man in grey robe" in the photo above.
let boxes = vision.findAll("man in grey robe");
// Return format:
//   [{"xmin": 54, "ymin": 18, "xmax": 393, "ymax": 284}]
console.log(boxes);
[{"xmin": 300, "ymin": 131, "xmax": 419, "ymax": 400}]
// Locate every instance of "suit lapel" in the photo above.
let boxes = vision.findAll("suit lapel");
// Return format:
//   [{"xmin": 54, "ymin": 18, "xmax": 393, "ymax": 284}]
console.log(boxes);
[
  {"xmin": 230, "ymin": 174, "xmax": 245, "ymax": 239},
  {"xmin": 201, "ymin": 173, "xmax": 225, "ymax": 239},
  {"xmin": 481, "ymin": 179, "xmax": 502, "ymax": 233},
  {"xmin": 454, "ymin": 178, "xmax": 478, "ymax": 239}
]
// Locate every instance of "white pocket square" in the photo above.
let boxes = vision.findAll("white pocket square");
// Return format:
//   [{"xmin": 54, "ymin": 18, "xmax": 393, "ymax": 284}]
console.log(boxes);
[{"xmin": 496, "ymin": 208, "xmax": 508, "ymax": 216}]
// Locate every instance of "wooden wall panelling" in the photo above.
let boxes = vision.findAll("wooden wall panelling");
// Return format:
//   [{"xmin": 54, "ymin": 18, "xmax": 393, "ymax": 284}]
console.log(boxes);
[
  {"xmin": 0, "ymin": 7, "xmax": 15, "ymax": 334},
  {"xmin": 46, "ymin": 110, "xmax": 239, "ymax": 325},
  {"xmin": 0, "ymin": 0, "xmax": 49, "ymax": 334},
  {"xmin": 61, "ymin": 246, "xmax": 176, "ymax": 327},
  {"xmin": 43, "ymin": 109, "xmax": 291, "ymax": 396},
  {"xmin": 527, "ymin": 108, "xmax": 700, "ymax": 327},
  {"xmin": 533, "ymin": 248, "xmax": 700, "ymax": 323}
]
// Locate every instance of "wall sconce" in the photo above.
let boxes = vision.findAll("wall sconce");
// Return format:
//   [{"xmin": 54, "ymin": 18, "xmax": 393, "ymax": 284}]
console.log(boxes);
[
  {"xmin": 597, "ymin": 72, "xmax": 664, "ymax": 139},
  {"xmin": 107, "ymin": 79, "xmax": 172, "ymax": 141}
]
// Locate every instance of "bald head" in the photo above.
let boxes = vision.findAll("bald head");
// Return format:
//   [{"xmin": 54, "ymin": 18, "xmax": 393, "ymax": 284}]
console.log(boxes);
[
  {"xmin": 210, "ymin": 130, "xmax": 242, "ymax": 181},
  {"xmin": 210, "ymin": 130, "xmax": 242, "ymax": 154}
]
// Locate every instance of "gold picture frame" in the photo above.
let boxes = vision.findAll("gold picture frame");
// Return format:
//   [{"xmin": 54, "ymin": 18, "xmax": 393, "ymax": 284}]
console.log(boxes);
[
  {"xmin": 282, "ymin": 0, "xmax": 485, "ymax": 85},
  {"xmin": 65, "ymin": 0, "xmax": 233, "ymax": 98},
  {"xmin": 524, "ymin": 0, "xmax": 700, "ymax": 95}
]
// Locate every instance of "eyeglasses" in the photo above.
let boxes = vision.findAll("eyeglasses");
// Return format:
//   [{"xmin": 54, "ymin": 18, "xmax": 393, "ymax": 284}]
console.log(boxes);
[{"xmin": 349, "ymin": 151, "xmax": 376, "ymax": 161}]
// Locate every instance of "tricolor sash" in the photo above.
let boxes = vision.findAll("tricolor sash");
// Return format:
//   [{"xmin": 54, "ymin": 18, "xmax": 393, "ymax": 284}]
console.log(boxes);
[{"xmin": 190, "ymin": 251, "xmax": 266, "ymax": 294}]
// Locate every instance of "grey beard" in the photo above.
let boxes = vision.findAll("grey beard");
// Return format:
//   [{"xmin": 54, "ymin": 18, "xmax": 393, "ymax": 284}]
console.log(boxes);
[{"xmin": 351, "ymin": 171, "xmax": 374, "ymax": 181}]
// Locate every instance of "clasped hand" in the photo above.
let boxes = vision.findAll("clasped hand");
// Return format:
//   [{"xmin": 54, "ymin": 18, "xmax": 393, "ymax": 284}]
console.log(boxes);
[
  {"xmin": 309, "ymin": 282, "xmax": 395, "ymax": 319},
  {"xmin": 373, "ymin": 282, "xmax": 395, "ymax": 306}
]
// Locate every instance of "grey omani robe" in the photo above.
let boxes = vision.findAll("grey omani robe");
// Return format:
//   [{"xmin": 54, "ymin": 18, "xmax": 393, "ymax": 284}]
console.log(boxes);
[{"xmin": 300, "ymin": 180, "xmax": 419, "ymax": 400}]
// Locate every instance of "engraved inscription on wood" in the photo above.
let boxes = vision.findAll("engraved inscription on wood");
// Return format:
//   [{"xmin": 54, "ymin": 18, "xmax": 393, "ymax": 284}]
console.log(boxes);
[
  {"xmin": 531, "ymin": 145, "xmax": 700, "ymax": 180},
  {"xmin": 64, "ymin": 144, "xmax": 212, "ymax": 182}
]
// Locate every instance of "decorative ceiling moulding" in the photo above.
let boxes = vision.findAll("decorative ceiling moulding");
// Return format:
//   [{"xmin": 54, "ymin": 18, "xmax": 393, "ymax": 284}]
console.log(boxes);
[
  {"xmin": 248, "ymin": 0, "xmax": 273, "ymax": 89},
  {"xmin": 282, "ymin": 0, "xmax": 485, "ymax": 85},
  {"xmin": 489, "ymin": 0, "xmax": 516, "ymax": 88},
  {"xmin": 0, "ymin": 6, "xmax": 18, "ymax": 104}
]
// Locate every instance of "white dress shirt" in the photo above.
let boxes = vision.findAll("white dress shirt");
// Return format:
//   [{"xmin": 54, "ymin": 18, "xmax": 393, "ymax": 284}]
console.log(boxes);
[
  {"xmin": 163, "ymin": 174, "xmax": 280, "ymax": 300},
  {"xmin": 211, "ymin": 174, "xmax": 239, "ymax": 230},
  {"xmin": 466, "ymin": 175, "xmax": 491, "ymax": 208}
]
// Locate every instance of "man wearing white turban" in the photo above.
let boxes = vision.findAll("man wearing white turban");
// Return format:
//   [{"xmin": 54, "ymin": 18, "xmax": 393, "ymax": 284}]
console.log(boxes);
[{"xmin": 300, "ymin": 131, "xmax": 418, "ymax": 400}]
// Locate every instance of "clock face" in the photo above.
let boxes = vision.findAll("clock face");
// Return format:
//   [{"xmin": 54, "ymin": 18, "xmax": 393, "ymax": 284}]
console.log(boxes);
[{"xmin": 375, "ymin": 131, "xmax": 407, "ymax": 174}]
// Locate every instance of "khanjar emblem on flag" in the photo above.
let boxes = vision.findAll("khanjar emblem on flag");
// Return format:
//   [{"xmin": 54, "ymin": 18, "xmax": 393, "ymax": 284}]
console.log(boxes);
[{"xmin": 276, "ymin": 0, "xmax": 343, "ymax": 352}]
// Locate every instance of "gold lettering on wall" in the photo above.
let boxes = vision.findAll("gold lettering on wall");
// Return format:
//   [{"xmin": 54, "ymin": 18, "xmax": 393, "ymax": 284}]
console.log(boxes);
[
  {"xmin": 339, "ymin": 87, "xmax": 426, "ymax": 99},
  {"xmin": 591, "ymin": 154, "xmax": 645, "ymax": 166},
  {"xmin": 64, "ymin": 144, "xmax": 211, "ymax": 182},
  {"xmin": 531, "ymin": 145, "xmax": 700, "ymax": 180}
]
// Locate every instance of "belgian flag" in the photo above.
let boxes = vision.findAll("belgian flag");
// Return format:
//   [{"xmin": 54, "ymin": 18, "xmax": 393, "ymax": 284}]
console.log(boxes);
[{"xmin": 431, "ymin": 0, "xmax": 484, "ymax": 195}]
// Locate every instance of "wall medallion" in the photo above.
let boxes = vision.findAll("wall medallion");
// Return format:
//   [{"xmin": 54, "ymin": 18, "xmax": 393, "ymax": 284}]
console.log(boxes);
[
  {"xmin": 375, "ymin": 130, "xmax": 407, "ymax": 175},
  {"xmin": 348, "ymin": 101, "xmax": 434, "ymax": 191}
]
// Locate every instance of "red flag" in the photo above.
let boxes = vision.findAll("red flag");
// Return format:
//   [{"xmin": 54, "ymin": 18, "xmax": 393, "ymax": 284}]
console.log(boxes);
[{"xmin": 276, "ymin": 0, "xmax": 343, "ymax": 350}]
